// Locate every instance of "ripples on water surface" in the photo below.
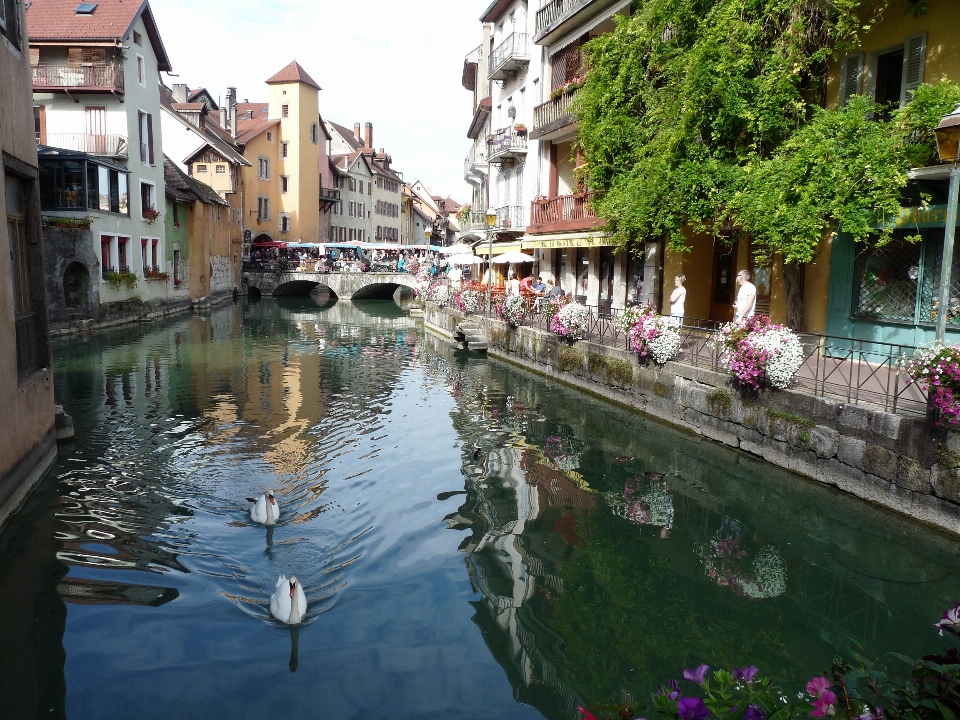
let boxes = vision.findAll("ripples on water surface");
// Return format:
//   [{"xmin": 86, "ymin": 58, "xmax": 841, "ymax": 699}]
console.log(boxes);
[{"xmin": 0, "ymin": 297, "xmax": 958, "ymax": 720}]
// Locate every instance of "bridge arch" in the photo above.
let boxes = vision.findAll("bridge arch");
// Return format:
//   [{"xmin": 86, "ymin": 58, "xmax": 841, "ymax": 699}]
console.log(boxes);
[
  {"xmin": 245, "ymin": 271, "xmax": 418, "ymax": 300},
  {"xmin": 253, "ymin": 232, "xmax": 275, "ymax": 244}
]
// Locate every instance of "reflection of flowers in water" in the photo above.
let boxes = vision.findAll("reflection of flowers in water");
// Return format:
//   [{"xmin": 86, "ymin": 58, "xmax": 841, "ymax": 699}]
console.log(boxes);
[
  {"xmin": 698, "ymin": 520, "xmax": 786, "ymax": 600},
  {"xmin": 543, "ymin": 435, "xmax": 582, "ymax": 471},
  {"xmin": 606, "ymin": 478, "xmax": 675, "ymax": 530}
]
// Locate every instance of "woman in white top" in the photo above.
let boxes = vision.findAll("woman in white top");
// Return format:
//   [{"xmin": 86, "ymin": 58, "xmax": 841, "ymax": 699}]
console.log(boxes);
[{"xmin": 669, "ymin": 274, "xmax": 686, "ymax": 325}]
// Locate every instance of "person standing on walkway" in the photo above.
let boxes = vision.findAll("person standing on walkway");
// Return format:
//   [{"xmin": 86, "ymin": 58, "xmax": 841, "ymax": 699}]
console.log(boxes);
[
  {"xmin": 669, "ymin": 274, "xmax": 686, "ymax": 325},
  {"xmin": 734, "ymin": 269, "xmax": 757, "ymax": 323}
]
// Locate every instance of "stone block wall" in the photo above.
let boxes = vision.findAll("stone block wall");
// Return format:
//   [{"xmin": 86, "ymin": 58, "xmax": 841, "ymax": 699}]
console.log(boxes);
[{"xmin": 424, "ymin": 303, "xmax": 960, "ymax": 536}]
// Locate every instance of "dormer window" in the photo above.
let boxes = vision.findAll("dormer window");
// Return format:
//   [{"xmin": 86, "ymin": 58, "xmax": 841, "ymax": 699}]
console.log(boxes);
[{"xmin": 75, "ymin": 3, "xmax": 98, "ymax": 14}]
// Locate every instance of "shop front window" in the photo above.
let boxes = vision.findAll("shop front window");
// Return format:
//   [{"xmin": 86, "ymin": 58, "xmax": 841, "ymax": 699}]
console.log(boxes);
[
  {"xmin": 852, "ymin": 239, "xmax": 921, "ymax": 323},
  {"xmin": 627, "ymin": 253, "xmax": 644, "ymax": 305},
  {"xmin": 576, "ymin": 248, "xmax": 589, "ymax": 300},
  {"xmin": 919, "ymin": 230, "xmax": 960, "ymax": 327}
]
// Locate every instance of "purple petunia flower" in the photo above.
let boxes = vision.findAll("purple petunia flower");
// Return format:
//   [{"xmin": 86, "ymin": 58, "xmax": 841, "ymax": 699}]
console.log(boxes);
[
  {"xmin": 669, "ymin": 679, "xmax": 681, "ymax": 701},
  {"xmin": 683, "ymin": 664, "xmax": 710, "ymax": 686},
  {"xmin": 743, "ymin": 706, "xmax": 766, "ymax": 720},
  {"xmin": 678, "ymin": 697, "xmax": 712, "ymax": 720},
  {"xmin": 935, "ymin": 604, "xmax": 960, "ymax": 636},
  {"xmin": 733, "ymin": 666, "xmax": 758, "ymax": 683}
]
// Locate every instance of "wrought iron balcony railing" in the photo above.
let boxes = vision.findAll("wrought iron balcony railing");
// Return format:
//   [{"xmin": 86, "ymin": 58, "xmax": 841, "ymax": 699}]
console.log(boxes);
[
  {"xmin": 487, "ymin": 129, "xmax": 528, "ymax": 163},
  {"xmin": 535, "ymin": 0, "xmax": 594, "ymax": 40},
  {"xmin": 495, "ymin": 205, "xmax": 527, "ymax": 231},
  {"xmin": 488, "ymin": 33, "xmax": 530, "ymax": 80}
]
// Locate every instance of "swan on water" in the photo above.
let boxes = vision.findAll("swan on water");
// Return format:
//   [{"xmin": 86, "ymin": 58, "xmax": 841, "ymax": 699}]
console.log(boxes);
[
  {"xmin": 270, "ymin": 575, "xmax": 307, "ymax": 625},
  {"xmin": 247, "ymin": 490, "xmax": 280, "ymax": 525}
]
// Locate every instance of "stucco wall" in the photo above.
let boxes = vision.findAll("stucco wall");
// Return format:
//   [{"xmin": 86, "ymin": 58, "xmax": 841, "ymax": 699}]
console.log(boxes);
[{"xmin": 425, "ymin": 303, "xmax": 960, "ymax": 536}]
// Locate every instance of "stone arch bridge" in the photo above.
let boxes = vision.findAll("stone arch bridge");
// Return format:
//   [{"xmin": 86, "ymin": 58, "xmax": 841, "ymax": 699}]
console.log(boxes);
[{"xmin": 244, "ymin": 270, "xmax": 418, "ymax": 300}]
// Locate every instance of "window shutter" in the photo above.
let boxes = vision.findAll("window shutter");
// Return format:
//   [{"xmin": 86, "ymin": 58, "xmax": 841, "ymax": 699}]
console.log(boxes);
[
  {"xmin": 68, "ymin": 48, "xmax": 84, "ymax": 66},
  {"xmin": 901, "ymin": 32, "xmax": 927, "ymax": 105},
  {"xmin": 138, "ymin": 111, "xmax": 146, "ymax": 163},
  {"xmin": 146, "ymin": 114, "xmax": 154, "ymax": 165},
  {"xmin": 838, "ymin": 53, "xmax": 863, "ymax": 107},
  {"xmin": 29, "ymin": 47, "xmax": 39, "ymax": 66}
]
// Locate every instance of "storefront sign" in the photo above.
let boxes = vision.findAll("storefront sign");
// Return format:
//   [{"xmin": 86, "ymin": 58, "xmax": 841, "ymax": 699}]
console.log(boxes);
[
  {"xmin": 475, "ymin": 243, "xmax": 521, "ymax": 256},
  {"xmin": 521, "ymin": 234, "xmax": 614, "ymax": 250},
  {"xmin": 885, "ymin": 204, "xmax": 960, "ymax": 230}
]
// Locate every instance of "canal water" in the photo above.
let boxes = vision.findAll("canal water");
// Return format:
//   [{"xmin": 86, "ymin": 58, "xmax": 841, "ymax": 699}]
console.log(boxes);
[{"xmin": 1, "ymin": 298, "xmax": 958, "ymax": 720}]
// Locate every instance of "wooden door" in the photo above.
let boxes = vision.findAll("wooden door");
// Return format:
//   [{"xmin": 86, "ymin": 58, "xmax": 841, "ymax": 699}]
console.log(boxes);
[{"xmin": 709, "ymin": 241, "xmax": 738, "ymax": 322}]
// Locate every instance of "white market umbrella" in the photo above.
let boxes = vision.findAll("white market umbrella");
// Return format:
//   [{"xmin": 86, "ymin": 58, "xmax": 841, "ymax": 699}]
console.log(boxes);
[
  {"xmin": 441, "ymin": 243, "xmax": 473, "ymax": 255},
  {"xmin": 448, "ymin": 255, "xmax": 485, "ymax": 265},
  {"xmin": 492, "ymin": 251, "xmax": 535, "ymax": 264}
]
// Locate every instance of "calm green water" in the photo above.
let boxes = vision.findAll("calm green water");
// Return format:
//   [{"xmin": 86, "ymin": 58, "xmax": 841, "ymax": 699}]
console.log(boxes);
[{"xmin": 0, "ymin": 297, "xmax": 957, "ymax": 720}]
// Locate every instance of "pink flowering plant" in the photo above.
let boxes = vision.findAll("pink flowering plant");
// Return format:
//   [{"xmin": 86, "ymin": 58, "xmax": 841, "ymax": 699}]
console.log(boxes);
[
  {"xmin": 551, "ymin": 303, "xmax": 591, "ymax": 342},
  {"xmin": 717, "ymin": 316, "xmax": 804, "ymax": 390},
  {"xmin": 498, "ymin": 294, "xmax": 527, "ymax": 327},
  {"xmin": 577, "ymin": 603, "xmax": 960, "ymax": 720},
  {"xmin": 905, "ymin": 343, "xmax": 960, "ymax": 424},
  {"xmin": 453, "ymin": 288, "xmax": 482, "ymax": 314}
]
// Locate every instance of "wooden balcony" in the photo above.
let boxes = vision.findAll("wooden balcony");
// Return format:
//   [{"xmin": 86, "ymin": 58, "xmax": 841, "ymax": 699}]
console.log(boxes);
[
  {"xmin": 33, "ymin": 64, "xmax": 125, "ymax": 96},
  {"xmin": 531, "ymin": 87, "xmax": 580, "ymax": 141},
  {"xmin": 43, "ymin": 133, "xmax": 128, "ymax": 159},
  {"xmin": 527, "ymin": 191, "xmax": 605, "ymax": 234},
  {"xmin": 488, "ymin": 33, "xmax": 530, "ymax": 81}
]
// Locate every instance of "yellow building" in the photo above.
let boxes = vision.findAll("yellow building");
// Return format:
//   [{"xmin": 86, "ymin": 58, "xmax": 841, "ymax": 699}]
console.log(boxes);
[{"xmin": 235, "ymin": 62, "xmax": 329, "ymax": 245}]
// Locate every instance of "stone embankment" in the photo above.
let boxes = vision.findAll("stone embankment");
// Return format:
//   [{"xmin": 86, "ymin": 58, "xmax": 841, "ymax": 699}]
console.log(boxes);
[{"xmin": 424, "ymin": 303, "xmax": 960, "ymax": 536}]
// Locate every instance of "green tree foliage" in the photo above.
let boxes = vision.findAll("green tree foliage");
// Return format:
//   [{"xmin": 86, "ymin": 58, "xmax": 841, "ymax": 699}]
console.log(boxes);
[{"xmin": 576, "ymin": 0, "xmax": 956, "ymax": 263}]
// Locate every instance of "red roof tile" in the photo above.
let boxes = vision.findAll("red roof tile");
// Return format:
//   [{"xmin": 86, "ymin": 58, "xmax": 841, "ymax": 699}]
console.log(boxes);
[
  {"xmin": 26, "ymin": 0, "xmax": 172, "ymax": 71},
  {"xmin": 235, "ymin": 118, "xmax": 279, "ymax": 146},
  {"xmin": 265, "ymin": 61, "xmax": 322, "ymax": 91}
]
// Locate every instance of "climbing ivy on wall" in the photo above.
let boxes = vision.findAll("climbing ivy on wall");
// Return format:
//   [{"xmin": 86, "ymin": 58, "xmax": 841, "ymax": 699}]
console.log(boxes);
[{"xmin": 575, "ymin": 0, "xmax": 957, "ymax": 265}]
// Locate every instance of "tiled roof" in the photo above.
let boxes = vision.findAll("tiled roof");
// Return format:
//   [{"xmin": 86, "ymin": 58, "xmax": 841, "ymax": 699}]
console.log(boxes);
[
  {"xmin": 236, "ymin": 102, "xmax": 269, "ymax": 133},
  {"xmin": 235, "ymin": 118, "xmax": 279, "ymax": 146},
  {"xmin": 265, "ymin": 61, "xmax": 322, "ymax": 91},
  {"xmin": 172, "ymin": 102, "xmax": 205, "ymax": 111},
  {"xmin": 327, "ymin": 120, "xmax": 363, "ymax": 151},
  {"xmin": 330, "ymin": 152, "xmax": 372, "ymax": 175},
  {"xmin": 163, "ymin": 156, "xmax": 228, "ymax": 206},
  {"xmin": 25, "ymin": 0, "xmax": 172, "ymax": 71},
  {"xmin": 159, "ymin": 85, "xmax": 249, "ymax": 167}
]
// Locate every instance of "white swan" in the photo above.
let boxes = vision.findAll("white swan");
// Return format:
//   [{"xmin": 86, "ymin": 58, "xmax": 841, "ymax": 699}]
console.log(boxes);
[
  {"xmin": 270, "ymin": 575, "xmax": 307, "ymax": 625},
  {"xmin": 247, "ymin": 490, "xmax": 281, "ymax": 525}
]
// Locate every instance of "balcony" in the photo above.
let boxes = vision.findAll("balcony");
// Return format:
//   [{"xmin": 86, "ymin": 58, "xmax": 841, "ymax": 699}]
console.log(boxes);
[
  {"xmin": 42, "ymin": 133, "xmax": 128, "ymax": 159},
  {"xmin": 320, "ymin": 187, "xmax": 340, "ymax": 213},
  {"xmin": 531, "ymin": 87, "xmax": 580, "ymax": 141},
  {"xmin": 460, "ymin": 211, "xmax": 495, "ymax": 240},
  {"xmin": 488, "ymin": 33, "xmax": 530, "ymax": 81},
  {"xmin": 464, "ymin": 141, "xmax": 488, "ymax": 185},
  {"xmin": 487, "ymin": 128, "xmax": 527, "ymax": 164},
  {"xmin": 528, "ymin": 191, "xmax": 604, "ymax": 234},
  {"xmin": 534, "ymin": 0, "xmax": 623, "ymax": 45},
  {"xmin": 462, "ymin": 45, "xmax": 482, "ymax": 91},
  {"xmin": 496, "ymin": 205, "xmax": 527, "ymax": 233},
  {"xmin": 33, "ymin": 64, "xmax": 125, "ymax": 95}
]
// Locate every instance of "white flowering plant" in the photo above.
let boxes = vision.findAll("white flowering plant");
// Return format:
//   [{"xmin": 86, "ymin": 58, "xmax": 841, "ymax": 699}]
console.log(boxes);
[
  {"xmin": 614, "ymin": 305, "xmax": 651, "ymax": 334},
  {"xmin": 498, "ymin": 294, "xmax": 527, "ymax": 327},
  {"xmin": 716, "ymin": 316, "xmax": 804, "ymax": 390},
  {"xmin": 905, "ymin": 343, "xmax": 960, "ymax": 424},
  {"xmin": 455, "ymin": 288, "xmax": 482, "ymax": 314},
  {"xmin": 628, "ymin": 313, "xmax": 682, "ymax": 364},
  {"xmin": 550, "ymin": 303, "xmax": 590, "ymax": 342},
  {"xmin": 431, "ymin": 284, "xmax": 452, "ymax": 307}
]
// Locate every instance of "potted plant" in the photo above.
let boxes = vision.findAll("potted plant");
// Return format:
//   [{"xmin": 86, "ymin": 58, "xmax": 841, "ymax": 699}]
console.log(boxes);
[
  {"xmin": 144, "ymin": 267, "xmax": 170, "ymax": 282},
  {"xmin": 142, "ymin": 205, "xmax": 161, "ymax": 224},
  {"xmin": 103, "ymin": 269, "xmax": 138, "ymax": 290},
  {"xmin": 513, "ymin": 123, "xmax": 527, "ymax": 135}
]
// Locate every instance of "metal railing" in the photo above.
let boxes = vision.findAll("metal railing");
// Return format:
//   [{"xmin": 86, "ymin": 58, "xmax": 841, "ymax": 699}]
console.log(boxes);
[
  {"xmin": 489, "ymin": 33, "xmax": 529, "ymax": 78},
  {"xmin": 533, "ymin": 87, "xmax": 580, "ymax": 131},
  {"xmin": 535, "ymin": 0, "xmax": 594, "ymax": 38},
  {"xmin": 464, "ymin": 44, "xmax": 483, "ymax": 65},
  {"xmin": 320, "ymin": 187, "xmax": 340, "ymax": 203},
  {"xmin": 495, "ymin": 205, "xmax": 527, "ymax": 231},
  {"xmin": 487, "ymin": 129, "xmax": 527, "ymax": 161},
  {"xmin": 42, "ymin": 133, "xmax": 128, "ymax": 158},
  {"xmin": 32, "ymin": 64, "xmax": 124, "ymax": 93},
  {"xmin": 467, "ymin": 299, "xmax": 929, "ymax": 417},
  {"xmin": 530, "ymin": 191, "xmax": 595, "ymax": 225}
]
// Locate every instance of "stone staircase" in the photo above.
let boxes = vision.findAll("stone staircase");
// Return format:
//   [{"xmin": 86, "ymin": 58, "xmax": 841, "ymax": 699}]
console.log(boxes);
[{"xmin": 455, "ymin": 323, "xmax": 487, "ymax": 352}]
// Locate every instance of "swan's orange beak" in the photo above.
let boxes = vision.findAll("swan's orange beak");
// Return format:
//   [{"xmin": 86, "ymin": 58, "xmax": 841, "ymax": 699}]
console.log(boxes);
[{"xmin": 289, "ymin": 583, "xmax": 295, "ymax": 598}]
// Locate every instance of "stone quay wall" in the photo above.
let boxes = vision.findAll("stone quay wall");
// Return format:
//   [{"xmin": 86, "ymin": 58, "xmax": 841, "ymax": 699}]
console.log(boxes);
[{"xmin": 424, "ymin": 303, "xmax": 960, "ymax": 536}]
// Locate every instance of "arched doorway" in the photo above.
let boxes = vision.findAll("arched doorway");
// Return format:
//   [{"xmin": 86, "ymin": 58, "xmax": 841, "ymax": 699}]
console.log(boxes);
[{"xmin": 63, "ymin": 262, "xmax": 90, "ymax": 311}]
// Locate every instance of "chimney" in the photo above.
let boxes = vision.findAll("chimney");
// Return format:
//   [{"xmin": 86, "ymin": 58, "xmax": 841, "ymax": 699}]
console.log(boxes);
[
  {"xmin": 353, "ymin": 123, "xmax": 362, "ymax": 145},
  {"xmin": 172, "ymin": 83, "xmax": 189, "ymax": 103},
  {"xmin": 365, "ymin": 122, "xmax": 373, "ymax": 150},
  {"xmin": 227, "ymin": 87, "xmax": 238, "ymax": 139},
  {"xmin": 220, "ymin": 106, "xmax": 228, "ymax": 128}
]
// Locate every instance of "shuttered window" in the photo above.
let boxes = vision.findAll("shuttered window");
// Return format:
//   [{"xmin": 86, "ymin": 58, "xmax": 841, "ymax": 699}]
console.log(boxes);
[
  {"xmin": 838, "ymin": 53, "xmax": 864, "ymax": 107},
  {"xmin": 900, "ymin": 32, "xmax": 927, "ymax": 105}
]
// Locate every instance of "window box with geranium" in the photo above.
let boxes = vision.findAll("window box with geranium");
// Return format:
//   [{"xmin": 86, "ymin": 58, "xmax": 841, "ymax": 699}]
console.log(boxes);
[
  {"xmin": 103, "ymin": 269, "xmax": 138, "ymax": 290},
  {"xmin": 142, "ymin": 206, "xmax": 161, "ymax": 224},
  {"xmin": 456, "ymin": 204, "xmax": 472, "ymax": 224},
  {"xmin": 513, "ymin": 124, "xmax": 527, "ymax": 135},
  {"xmin": 144, "ymin": 267, "xmax": 170, "ymax": 282}
]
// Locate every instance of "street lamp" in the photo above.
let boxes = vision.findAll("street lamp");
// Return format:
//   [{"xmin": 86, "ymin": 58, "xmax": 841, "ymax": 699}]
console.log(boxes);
[
  {"xmin": 485, "ymin": 207, "xmax": 498, "ymax": 316},
  {"xmin": 424, "ymin": 227, "xmax": 432, "ymax": 246},
  {"xmin": 934, "ymin": 103, "xmax": 960, "ymax": 343}
]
